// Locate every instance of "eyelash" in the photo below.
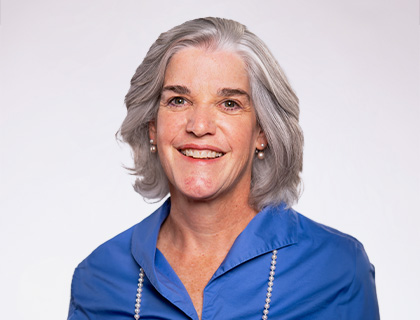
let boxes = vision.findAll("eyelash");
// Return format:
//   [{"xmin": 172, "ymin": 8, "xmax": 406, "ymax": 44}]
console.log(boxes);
[
  {"xmin": 221, "ymin": 100, "xmax": 241, "ymax": 111},
  {"xmin": 168, "ymin": 97, "xmax": 187, "ymax": 107},
  {"xmin": 167, "ymin": 97, "xmax": 242, "ymax": 111}
]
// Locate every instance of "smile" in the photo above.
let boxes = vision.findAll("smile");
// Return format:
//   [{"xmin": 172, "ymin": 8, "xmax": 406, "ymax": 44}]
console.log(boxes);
[{"xmin": 179, "ymin": 149, "xmax": 224, "ymax": 159}]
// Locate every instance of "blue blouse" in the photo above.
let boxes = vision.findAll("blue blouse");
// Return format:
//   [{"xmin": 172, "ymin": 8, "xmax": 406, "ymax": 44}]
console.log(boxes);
[{"xmin": 68, "ymin": 199, "xmax": 379, "ymax": 319}]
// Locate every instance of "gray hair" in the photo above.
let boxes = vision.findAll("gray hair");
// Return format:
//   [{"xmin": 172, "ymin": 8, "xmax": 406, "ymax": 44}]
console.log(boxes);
[{"xmin": 119, "ymin": 17, "xmax": 304, "ymax": 210}]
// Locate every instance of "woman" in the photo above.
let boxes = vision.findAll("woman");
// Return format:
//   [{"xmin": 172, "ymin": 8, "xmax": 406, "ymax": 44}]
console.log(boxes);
[{"xmin": 68, "ymin": 17, "xmax": 379, "ymax": 319}]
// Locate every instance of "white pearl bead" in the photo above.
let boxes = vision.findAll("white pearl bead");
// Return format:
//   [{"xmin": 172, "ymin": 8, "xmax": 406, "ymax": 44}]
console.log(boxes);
[{"xmin": 257, "ymin": 151, "xmax": 265, "ymax": 160}]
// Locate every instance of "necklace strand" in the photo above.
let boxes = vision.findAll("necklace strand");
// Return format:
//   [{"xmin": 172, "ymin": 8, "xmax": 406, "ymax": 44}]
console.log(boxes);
[{"xmin": 134, "ymin": 249, "xmax": 277, "ymax": 320}]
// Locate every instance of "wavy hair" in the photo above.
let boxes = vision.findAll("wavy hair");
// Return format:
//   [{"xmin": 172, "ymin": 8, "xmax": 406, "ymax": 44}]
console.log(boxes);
[{"xmin": 119, "ymin": 17, "xmax": 304, "ymax": 210}]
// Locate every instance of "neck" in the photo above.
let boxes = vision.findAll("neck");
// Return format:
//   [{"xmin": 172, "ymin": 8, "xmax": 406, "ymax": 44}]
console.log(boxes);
[
  {"xmin": 156, "ymin": 190, "xmax": 258, "ymax": 320},
  {"xmin": 158, "ymin": 193, "xmax": 257, "ymax": 255}
]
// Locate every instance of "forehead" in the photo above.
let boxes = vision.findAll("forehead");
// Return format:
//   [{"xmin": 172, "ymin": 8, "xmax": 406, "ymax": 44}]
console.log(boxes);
[{"xmin": 164, "ymin": 47, "xmax": 250, "ymax": 92}]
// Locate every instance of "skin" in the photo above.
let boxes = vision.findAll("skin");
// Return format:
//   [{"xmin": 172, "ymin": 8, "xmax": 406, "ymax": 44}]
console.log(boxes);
[{"xmin": 149, "ymin": 47, "xmax": 267, "ymax": 319}]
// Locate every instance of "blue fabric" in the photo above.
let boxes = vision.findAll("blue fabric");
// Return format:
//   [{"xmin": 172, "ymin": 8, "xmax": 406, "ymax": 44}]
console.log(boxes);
[{"xmin": 68, "ymin": 199, "xmax": 380, "ymax": 319}]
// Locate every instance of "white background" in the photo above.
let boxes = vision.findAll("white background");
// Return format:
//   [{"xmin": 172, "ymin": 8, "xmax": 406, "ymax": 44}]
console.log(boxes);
[{"xmin": 1, "ymin": 0, "xmax": 419, "ymax": 319}]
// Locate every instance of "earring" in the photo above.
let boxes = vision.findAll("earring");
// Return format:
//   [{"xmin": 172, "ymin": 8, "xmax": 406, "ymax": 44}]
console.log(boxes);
[
  {"xmin": 256, "ymin": 143, "xmax": 266, "ymax": 160},
  {"xmin": 150, "ymin": 139, "xmax": 157, "ymax": 153}
]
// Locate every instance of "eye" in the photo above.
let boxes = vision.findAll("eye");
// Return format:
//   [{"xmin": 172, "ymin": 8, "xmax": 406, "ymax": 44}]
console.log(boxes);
[
  {"xmin": 221, "ymin": 100, "xmax": 241, "ymax": 111},
  {"xmin": 224, "ymin": 100, "xmax": 236, "ymax": 108},
  {"xmin": 169, "ymin": 97, "xmax": 186, "ymax": 106}
]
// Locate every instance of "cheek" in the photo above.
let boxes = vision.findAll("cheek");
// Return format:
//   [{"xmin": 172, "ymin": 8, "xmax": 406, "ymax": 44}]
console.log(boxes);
[
  {"xmin": 225, "ymin": 121, "xmax": 258, "ymax": 148},
  {"xmin": 156, "ymin": 112, "xmax": 185, "ymax": 141}
]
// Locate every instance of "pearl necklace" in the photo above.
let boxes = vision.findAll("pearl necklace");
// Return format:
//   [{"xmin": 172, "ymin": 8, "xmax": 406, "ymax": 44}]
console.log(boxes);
[{"xmin": 134, "ymin": 249, "xmax": 278, "ymax": 320}]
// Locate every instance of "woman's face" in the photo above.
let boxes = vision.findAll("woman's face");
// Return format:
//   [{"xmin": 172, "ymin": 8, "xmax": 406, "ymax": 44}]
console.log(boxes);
[{"xmin": 150, "ymin": 47, "xmax": 266, "ymax": 203}]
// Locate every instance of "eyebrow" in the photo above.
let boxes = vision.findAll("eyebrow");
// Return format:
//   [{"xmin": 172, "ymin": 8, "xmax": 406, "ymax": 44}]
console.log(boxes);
[
  {"xmin": 217, "ymin": 88, "xmax": 250, "ymax": 102},
  {"xmin": 162, "ymin": 85, "xmax": 190, "ymax": 95},
  {"xmin": 162, "ymin": 85, "xmax": 250, "ymax": 102}
]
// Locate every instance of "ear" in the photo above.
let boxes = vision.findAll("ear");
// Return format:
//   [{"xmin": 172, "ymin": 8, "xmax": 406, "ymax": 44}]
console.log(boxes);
[
  {"xmin": 256, "ymin": 129, "xmax": 268, "ymax": 150},
  {"xmin": 149, "ymin": 121, "xmax": 157, "ymax": 141}
]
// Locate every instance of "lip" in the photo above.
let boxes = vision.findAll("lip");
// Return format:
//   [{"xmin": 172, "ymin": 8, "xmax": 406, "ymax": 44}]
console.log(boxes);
[
  {"xmin": 176, "ymin": 143, "xmax": 226, "ymax": 153},
  {"xmin": 175, "ymin": 143, "xmax": 226, "ymax": 161}
]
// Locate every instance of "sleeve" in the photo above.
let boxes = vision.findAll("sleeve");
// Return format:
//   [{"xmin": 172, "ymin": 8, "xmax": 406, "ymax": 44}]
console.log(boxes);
[
  {"xmin": 67, "ymin": 267, "xmax": 89, "ymax": 320},
  {"xmin": 343, "ymin": 242, "xmax": 380, "ymax": 320}
]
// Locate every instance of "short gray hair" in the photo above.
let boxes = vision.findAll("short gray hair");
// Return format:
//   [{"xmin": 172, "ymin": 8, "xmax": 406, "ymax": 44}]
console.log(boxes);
[{"xmin": 119, "ymin": 17, "xmax": 303, "ymax": 210}]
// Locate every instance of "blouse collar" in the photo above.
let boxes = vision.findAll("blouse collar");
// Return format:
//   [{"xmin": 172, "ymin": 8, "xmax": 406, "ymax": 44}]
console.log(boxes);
[
  {"xmin": 131, "ymin": 198, "xmax": 298, "ymax": 283},
  {"xmin": 130, "ymin": 198, "xmax": 298, "ymax": 316}
]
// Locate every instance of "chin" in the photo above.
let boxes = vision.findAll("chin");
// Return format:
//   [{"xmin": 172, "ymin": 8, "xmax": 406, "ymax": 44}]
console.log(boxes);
[{"xmin": 173, "ymin": 177, "xmax": 221, "ymax": 201}]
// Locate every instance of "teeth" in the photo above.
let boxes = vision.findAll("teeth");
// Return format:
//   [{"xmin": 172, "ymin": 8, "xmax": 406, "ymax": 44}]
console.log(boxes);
[{"xmin": 180, "ymin": 149, "xmax": 224, "ymax": 159}]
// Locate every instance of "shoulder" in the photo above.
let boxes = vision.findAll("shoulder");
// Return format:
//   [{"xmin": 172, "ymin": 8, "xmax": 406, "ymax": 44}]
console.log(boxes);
[
  {"xmin": 265, "ymin": 205, "xmax": 374, "ymax": 281},
  {"xmin": 67, "ymin": 200, "xmax": 170, "ymax": 319},
  {"xmin": 272, "ymin": 205, "xmax": 376, "ymax": 287},
  {"xmin": 76, "ymin": 224, "xmax": 137, "ymax": 272},
  {"xmin": 292, "ymin": 210, "xmax": 379, "ymax": 317},
  {"xmin": 71, "ymin": 223, "xmax": 140, "ymax": 290},
  {"xmin": 68, "ymin": 225, "xmax": 140, "ymax": 319},
  {"xmin": 296, "ymin": 210, "xmax": 368, "ymax": 257},
  {"xmin": 299, "ymin": 212, "xmax": 376, "ymax": 286},
  {"xmin": 272, "ymin": 207, "xmax": 380, "ymax": 317},
  {"xmin": 74, "ymin": 199, "xmax": 169, "ymax": 274}
]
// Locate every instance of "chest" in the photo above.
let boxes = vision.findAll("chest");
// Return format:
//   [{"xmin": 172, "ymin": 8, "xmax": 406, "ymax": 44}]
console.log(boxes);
[
  {"xmin": 136, "ymin": 249, "xmax": 347, "ymax": 320},
  {"xmin": 163, "ymin": 251, "xmax": 227, "ymax": 319}
]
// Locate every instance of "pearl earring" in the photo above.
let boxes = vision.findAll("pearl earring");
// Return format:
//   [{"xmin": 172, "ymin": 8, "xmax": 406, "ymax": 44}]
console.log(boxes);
[
  {"xmin": 256, "ymin": 143, "xmax": 266, "ymax": 160},
  {"xmin": 150, "ymin": 139, "xmax": 157, "ymax": 153}
]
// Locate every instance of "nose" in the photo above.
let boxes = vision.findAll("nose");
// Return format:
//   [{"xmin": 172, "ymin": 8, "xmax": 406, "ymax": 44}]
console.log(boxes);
[{"xmin": 186, "ymin": 105, "xmax": 216, "ymax": 137}]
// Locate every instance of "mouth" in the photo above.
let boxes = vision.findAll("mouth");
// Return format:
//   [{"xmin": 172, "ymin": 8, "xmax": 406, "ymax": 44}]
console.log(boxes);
[{"xmin": 179, "ymin": 148, "xmax": 225, "ymax": 159}]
